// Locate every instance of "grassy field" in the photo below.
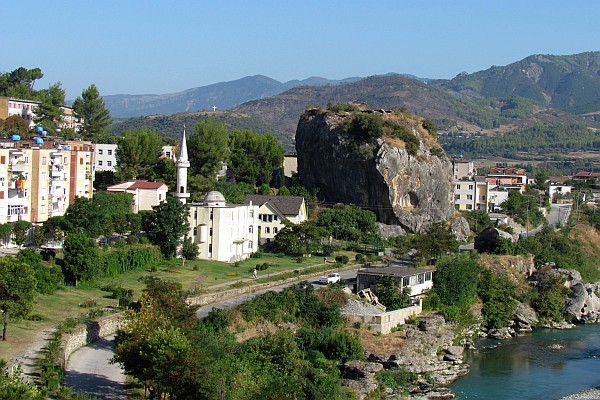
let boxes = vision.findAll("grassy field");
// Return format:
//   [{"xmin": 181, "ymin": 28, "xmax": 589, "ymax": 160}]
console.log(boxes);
[{"xmin": 0, "ymin": 252, "xmax": 339, "ymax": 363}]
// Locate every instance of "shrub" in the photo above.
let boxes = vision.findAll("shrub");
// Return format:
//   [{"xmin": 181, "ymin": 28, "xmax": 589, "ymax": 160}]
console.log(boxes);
[
  {"xmin": 335, "ymin": 255, "xmax": 349, "ymax": 264},
  {"xmin": 138, "ymin": 236, "xmax": 150, "ymax": 244},
  {"xmin": 355, "ymin": 253, "xmax": 365, "ymax": 262},
  {"xmin": 79, "ymin": 300, "xmax": 97, "ymax": 308},
  {"xmin": 127, "ymin": 236, "xmax": 139, "ymax": 245}
]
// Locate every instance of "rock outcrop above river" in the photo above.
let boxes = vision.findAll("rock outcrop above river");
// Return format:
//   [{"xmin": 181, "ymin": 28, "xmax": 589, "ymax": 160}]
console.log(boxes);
[{"xmin": 296, "ymin": 106, "xmax": 455, "ymax": 234}]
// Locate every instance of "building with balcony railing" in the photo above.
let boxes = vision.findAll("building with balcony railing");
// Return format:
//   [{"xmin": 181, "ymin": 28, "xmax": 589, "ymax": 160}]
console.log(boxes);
[{"xmin": 0, "ymin": 136, "xmax": 94, "ymax": 224}]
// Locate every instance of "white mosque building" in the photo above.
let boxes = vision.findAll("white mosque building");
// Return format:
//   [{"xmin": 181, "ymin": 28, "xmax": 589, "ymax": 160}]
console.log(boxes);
[{"xmin": 176, "ymin": 128, "xmax": 259, "ymax": 262}]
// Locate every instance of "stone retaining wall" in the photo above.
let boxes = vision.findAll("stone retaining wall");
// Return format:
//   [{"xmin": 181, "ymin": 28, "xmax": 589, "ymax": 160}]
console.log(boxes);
[
  {"xmin": 59, "ymin": 312, "xmax": 124, "ymax": 365},
  {"xmin": 343, "ymin": 304, "xmax": 422, "ymax": 334}
]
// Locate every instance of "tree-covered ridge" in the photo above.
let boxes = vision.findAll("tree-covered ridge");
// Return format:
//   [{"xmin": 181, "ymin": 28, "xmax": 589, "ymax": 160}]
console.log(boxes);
[
  {"xmin": 434, "ymin": 52, "xmax": 600, "ymax": 112},
  {"xmin": 440, "ymin": 122, "xmax": 600, "ymax": 158}
]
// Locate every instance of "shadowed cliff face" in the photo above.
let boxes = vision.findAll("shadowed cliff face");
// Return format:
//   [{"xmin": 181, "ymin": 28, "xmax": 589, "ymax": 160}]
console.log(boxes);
[{"xmin": 296, "ymin": 108, "xmax": 454, "ymax": 233}]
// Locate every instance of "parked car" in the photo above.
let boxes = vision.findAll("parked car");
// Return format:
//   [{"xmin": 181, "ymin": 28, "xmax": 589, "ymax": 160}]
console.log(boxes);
[{"xmin": 319, "ymin": 273, "xmax": 341, "ymax": 285}]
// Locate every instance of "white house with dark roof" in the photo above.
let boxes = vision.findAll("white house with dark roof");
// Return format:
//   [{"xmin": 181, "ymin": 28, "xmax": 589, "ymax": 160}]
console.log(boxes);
[
  {"xmin": 106, "ymin": 180, "xmax": 168, "ymax": 213},
  {"xmin": 245, "ymin": 194, "xmax": 307, "ymax": 243}
]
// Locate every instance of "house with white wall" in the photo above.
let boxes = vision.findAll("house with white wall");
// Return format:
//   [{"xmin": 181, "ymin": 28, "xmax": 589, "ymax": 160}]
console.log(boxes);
[
  {"xmin": 244, "ymin": 194, "xmax": 307, "ymax": 243},
  {"xmin": 106, "ymin": 180, "xmax": 168, "ymax": 213}
]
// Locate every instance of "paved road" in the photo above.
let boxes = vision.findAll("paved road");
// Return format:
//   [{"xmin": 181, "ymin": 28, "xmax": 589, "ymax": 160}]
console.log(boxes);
[
  {"xmin": 196, "ymin": 268, "xmax": 359, "ymax": 318},
  {"xmin": 64, "ymin": 335, "xmax": 126, "ymax": 400},
  {"xmin": 548, "ymin": 203, "xmax": 572, "ymax": 228}
]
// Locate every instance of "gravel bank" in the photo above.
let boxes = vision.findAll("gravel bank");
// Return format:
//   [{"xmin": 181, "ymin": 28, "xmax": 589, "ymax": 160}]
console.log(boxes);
[{"xmin": 560, "ymin": 389, "xmax": 600, "ymax": 400}]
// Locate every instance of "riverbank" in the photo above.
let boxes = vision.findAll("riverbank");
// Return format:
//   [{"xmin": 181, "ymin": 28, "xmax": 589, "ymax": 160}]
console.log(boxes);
[{"xmin": 560, "ymin": 388, "xmax": 600, "ymax": 400}]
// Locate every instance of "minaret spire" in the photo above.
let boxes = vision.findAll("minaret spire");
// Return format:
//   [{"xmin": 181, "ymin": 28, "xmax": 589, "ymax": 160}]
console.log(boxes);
[{"xmin": 175, "ymin": 125, "xmax": 190, "ymax": 203}]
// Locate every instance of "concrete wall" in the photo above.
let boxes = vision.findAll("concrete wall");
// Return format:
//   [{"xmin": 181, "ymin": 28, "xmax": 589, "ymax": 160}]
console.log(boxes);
[
  {"xmin": 60, "ymin": 312, "xmax": 124, "ymax": 366},
  {"xmin": 343, "ymin": 303, "xmax": 422, "ymax": 335}
]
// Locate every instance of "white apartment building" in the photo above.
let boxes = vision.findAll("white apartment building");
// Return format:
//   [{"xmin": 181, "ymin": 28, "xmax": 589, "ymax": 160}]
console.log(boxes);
[
  {"xmin": 188, "ymin": 192, "xmax": 259, "ymax": 262},
  {"xmin": 94, "ymin": 144, "xmax": 118, "ymax": 172},
  {"xmin": 0, "ymin": 136, "xmax": 94, "ymax": 224}
]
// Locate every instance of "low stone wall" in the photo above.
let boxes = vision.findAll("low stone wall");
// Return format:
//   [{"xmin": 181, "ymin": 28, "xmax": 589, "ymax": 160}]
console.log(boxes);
[
  {"xmin": 344, "ymin": 304, "xmax": 422, "ymax": 334},
  {"xmin": 59, "ymin": 312, "xmax": 124, "ymax": 366}
]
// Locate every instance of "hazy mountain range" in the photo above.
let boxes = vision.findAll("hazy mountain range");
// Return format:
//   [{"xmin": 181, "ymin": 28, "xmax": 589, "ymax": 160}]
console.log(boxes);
[{"xmin": 110, "ymin": 51, "xmax": 600, "ymax": 153}]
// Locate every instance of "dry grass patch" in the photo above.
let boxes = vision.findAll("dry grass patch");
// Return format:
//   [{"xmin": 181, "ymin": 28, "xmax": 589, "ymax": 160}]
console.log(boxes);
[{"xmin": 355, "ymin": 328, "xmax": 405, "ymax": 354}]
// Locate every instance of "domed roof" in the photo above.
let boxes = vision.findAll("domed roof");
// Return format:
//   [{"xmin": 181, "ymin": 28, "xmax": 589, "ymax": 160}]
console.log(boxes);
[{"xmin": 204, "ymin": 191, "xmax": 226, "ymax": 206}]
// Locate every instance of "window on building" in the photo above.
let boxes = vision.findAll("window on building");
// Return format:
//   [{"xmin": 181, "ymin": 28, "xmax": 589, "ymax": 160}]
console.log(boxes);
[
  {"xmin": 456, "ymin": 184, "xmax": 461, "ymax": 190},
  {"xmin": 107, "ymin": 161, "xmax": 112, "ymax": 167},
  {"xmin": 209, "ymin": 227, "xmax": 213, "ymax": 236},
  {"xmin": 250, "ymin": 210, "xmax": 254, "ymax": 218},
  {"xmin": 466, "ymin": 204, "xmax": 473, "ymax": 210},
  {"xmin": 210, "ymin": 210, "xmax": 213, "ymax": 221},
  {"xmin": 249, "ymin": 225, "xmax": 253, "ymax": 233},
  {"xmin": 468, "ymin": 185, "xmax": 473, "ymax": 190},
  {"xmin": 180, "ymin": 186, "xmax": 184, "ymax": 194},
  {"xmin": 268, "ymin": 215, "xmax": 273, "ymax": 222},
  {"xmin": 166, "ymin": 152, "xmax": 171, "ymax": 158},
  {"xmin": 194, "ymin": 210, "xmax": 198, "ymax": 219},
  {"xmin": 0, "ymin": 156, "xmax": 5, "ymax": 164},
  {"xmin": 418, "ymin": 274, "xmax": 425, "ymax": 284},
  {"xmin": 193, "ymin": 227, "xmax": 198, "ymax": 236},
  {"xmin": 454, "ymin": 194, "xmax": 460, "ymax": 200},
  {"xmin": 273, "ymin": 215, "xmax": 278, "ymax": 221},
  {"xmin": 248, "ymin": 241, "xmax": 253, "ymax": 249},
  {"xmin": 108, "ymin": 149, "xmax": 113, "ymax": 155},
  {"xmin": 273, "ymin": 227, "xmax": 278, "ymax": 234},
  {"xmin": 98, "ymin": 149, "xmax": 103, "ymax": 155},
  {"xmin": 467, "ymin": 195, "xmax": 473, "ymax": 200},
  {"xmin": 42, "ymin": 157, "xmax": 47, "ymax": 165},
  {"xmin": 425, "ymin": 272, "xmax": 432, "ymax": 281},
  {"xmin": 98, "ymin": 160, "xmax": 103, "ymax": 166},
  {"xmin": 159, "ymin": 194, "xmax": 162, "ymax": 201},
  {"xmin": 266, "ymin": 227, "xmax": 270, "ymax": 234},
  {"xmin": 208, "ymin": 244, "xmax": 212, "ymax": 253},
  {"xmin": 80, "ymin": 158, "xmax": 83, "ymax": 165},
  {"xmin": 402, "ymin": 276, "xmax": 410, "ymax": 287},
  {"xmin": 0, "ymin": 191, "xmax": 4, "ymax": 199},
  {"xmin": 480, "ymin": 195, "xmax": 486, "ymax": 201}
]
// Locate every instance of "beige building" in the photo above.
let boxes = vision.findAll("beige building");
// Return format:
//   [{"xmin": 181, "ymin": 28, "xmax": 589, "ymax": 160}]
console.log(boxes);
[
  {"xmin": 107, "ymin": 180, "xmax": 168, "ymax": 213},
  {"xmin": 454, "ymin": 177, "xmax": 489, "ymax": 211},
  {"xmin": 244, "ymin": 194, "xmax": 307, "ymax": 243},
  {"xmin": 0, "ymin": 136, "xmax": 94, "ymax": 224}
]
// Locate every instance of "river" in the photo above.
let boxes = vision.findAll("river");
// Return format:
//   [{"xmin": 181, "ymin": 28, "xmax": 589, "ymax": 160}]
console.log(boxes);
[{"xmin": 450, "ymin": 324, "xmax": 600, "ymax": 399}]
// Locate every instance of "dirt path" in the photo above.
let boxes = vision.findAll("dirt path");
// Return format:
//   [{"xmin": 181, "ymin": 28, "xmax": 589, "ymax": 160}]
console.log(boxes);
[{"xmin": 7, "ymin": 326, "xmax": 56, "ymax": 383}]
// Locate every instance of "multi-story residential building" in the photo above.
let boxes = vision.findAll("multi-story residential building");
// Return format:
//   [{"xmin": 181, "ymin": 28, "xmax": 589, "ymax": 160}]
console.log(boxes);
[
  {"xmin": 244, "ymin": 194, "xmax": 307, "ymax": 243},
  {"xmin": 0, "ymin": 97, "xmax": 40, "ymax": 128},
  {"xmin": 485, "ymin": 165, "xmax": 528, "ymax": 189},
  {"xmin": 94, "ymin": 144, "xmax": 118, "ymax": 172},
  {"xmin": 0, "ymin": 97, "xmax": 83, "ymax": 131},
  {"xmin": 451, "ymin": 157, "xmax": 476, "ymax": 180},
  {"xmin": 0, "ymin": 136, "xmax": 94, "ymax": 224},
  {"xmin": 454, "ymin": 177, "xmax": 489, "ymax": 211}
]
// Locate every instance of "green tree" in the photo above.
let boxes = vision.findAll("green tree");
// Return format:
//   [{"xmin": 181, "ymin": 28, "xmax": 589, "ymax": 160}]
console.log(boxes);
[
  {"xmin": 316, "ymin": 204, "xmax": 379, "ymax": 242},
  {"xmin": 0, "ymin": 115, "xmax": 29, "ymax": 136},
  {"xmin": 0, "ymin": 224, "xmax": 12, "ymax": 247},
  {"xmin": 11, "ymin": 220, "xmax": 31, "ymax": 248},
  {"xmin": 228, "ymin": 130, "xmax": 284, "ymax": 185},
  {"xmin": 0, "ymin": 257, "xmax": 36, "ymax": 340},
  {"xmin": 416, "ymin": 222, "xmax": 458, "ymax": 262},
  {"xmin": 34, "ymin": 82, "xmax": 66, "ymax": 134},
  {"xmin": 374, "ymin": 275, "xmax": 411, "ymax": 311},
  {"xmin": 274, "ymin": 221, "xmax": 327, "ymax": 256},
  {"xmin": 148, "ymin": 158, "xmax": 176, "ymax": 190},
  {"xmin": 432, "ymin": 255, "xmax": 481, "ymax": 307},
  {"xmin": 116, "ymin": 127, "xmax": 164, "ymax": 180},
  {"xmin": 181, "ymin": 237, "xmax": 198, "ymax": 260},
  {"xmin": 259, "ymin": 183, "xmax": 270, "ymax": 195},
  {"xmin": 146, "ymin": 195, "xmax": 190, "ymax": 259},
  {"xmin": 278, "ymin": 185, "xmax": 291, "ymax": 196},
  {"xmin": 214, "ymin": 181, "xmax": 255, "ymax": 204},
  {"xmin": 72, "ymin": 84, "xmax": 111, "ymax": 140},
  {"xmin": 62, "ymin": 232, "xmax": 98, "ymax": 286},
  {"xmin": 187, "ymin": 119, "xmax": 230, "ymax": 189},
  {"xmin": 479, "ymin": 268, "xmax": 517, "ymax": 329}
]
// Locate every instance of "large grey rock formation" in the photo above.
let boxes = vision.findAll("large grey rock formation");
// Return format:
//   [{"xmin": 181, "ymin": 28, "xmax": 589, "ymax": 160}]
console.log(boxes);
[{"xmin": 296, "ymin": 108, "xmax": 455, "ymax": 233}]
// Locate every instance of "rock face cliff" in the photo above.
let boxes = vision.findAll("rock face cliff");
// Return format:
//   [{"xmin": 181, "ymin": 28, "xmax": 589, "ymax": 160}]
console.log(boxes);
[{"xmin": 296, "ymin": 107, "xmax": 455, "ymax": 233}]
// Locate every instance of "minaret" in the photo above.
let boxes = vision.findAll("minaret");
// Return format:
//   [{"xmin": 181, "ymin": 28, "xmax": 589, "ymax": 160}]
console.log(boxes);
[{"xmin": 175, "ymin": 126, "xmax": 190, "ymax": 204}]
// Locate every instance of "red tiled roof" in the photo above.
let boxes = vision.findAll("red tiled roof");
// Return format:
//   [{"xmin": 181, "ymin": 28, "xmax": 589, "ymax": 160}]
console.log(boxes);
[{"xmin": 128, "ymin": 180, "xmax": 167, "ymax": 190}]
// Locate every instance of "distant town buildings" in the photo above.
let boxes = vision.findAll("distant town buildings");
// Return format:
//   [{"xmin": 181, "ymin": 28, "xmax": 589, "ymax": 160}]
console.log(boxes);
[
  {"xmin": 453, "ymin": 162, "xmax": 528, "ymax": 212},
  {"xmin": 0, "ymin": 96, "xmax": 83, "ymax": 131},
  {"xmin": 0, "ymin": 135, "xmax": 94, "ymax": 224},
  {"xmin": 93, "ymin": 144, "xmax": 178, "ymax": 172}
]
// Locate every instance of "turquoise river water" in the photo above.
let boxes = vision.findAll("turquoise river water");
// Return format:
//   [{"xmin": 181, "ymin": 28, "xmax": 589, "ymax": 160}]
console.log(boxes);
[{"xmin": 450, "ymin": 324, "xmax": 600, "ymax": 399}]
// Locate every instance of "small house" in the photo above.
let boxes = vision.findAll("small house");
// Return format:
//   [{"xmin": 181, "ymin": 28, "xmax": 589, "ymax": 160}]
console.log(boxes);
[{"xmin": 356, "ymin": 265, "xmax": 434, "ymax": 297}]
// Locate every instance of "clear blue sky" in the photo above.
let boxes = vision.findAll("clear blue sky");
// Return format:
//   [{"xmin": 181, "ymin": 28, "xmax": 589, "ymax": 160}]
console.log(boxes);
[{"xmin": 3, "ymin": 1, "xmax": 598, "ymax": 99}]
